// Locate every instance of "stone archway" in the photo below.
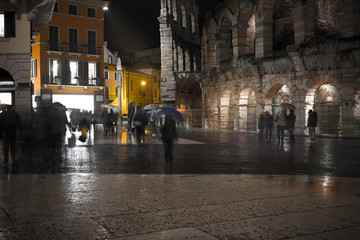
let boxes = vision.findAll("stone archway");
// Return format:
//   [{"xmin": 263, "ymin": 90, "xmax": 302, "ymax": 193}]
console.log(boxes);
[
  {"xmin": 239, "ymin": 87, "xmax": 257, "ymax": 132},
  {"xmin": 313, "ymin": 83, "xmax": 341, "ymax": 135},
  {"xmin": 0, "ymin": 68, "xmax": 15, "ymax": 107},
  {"xmin": 272, "ymin": 84, "xmax": 293, "ymax": 116},
  {"xmin": 176, "ymin": 77, "xmax": 203, "ymax": 128},
  {"xmin": 219, "ymin": 89, "xmax": 232, "ymax": 129}
]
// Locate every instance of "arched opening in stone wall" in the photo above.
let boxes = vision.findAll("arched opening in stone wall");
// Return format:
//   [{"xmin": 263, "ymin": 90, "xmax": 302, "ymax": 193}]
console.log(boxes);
[
  {"xmin": 206, "ymin": 89, "xmax": 219, "ymax": 129},
  {"xmin": 219, "ymin": 89, "xmax": 231, "ymax": 129},
  {"xmin": 238, "ymin": 8, "xmax": 256, "ymax": 55},
  {"xmin": 172, "ymin": 0, "xmax": 177, "ymax": 20},
  {"xmin": 273, "ymin": 0, "xmax": 296, "ymax": 51},
  {"xmin": 239, "ymin": 87, "xmax": 257, "ymax": 132},
  {"xmin": 272, "ymin": 84, "xmax": 293, "ymax": 117},
  {"xmin": 181, "ymin": 5, "xmax": 187, "ymax": 28},
  {"xmin": 204, "ymin": 19, "xmax": 218, "ymax": 71},
  {"xmin": 313, "ymin": 83, "xmax": 341, "ymax": 135},
  {"xmin": 190, "ymin": 13, "xmax": 195, "ymax": 33},
  {"xmin": 176, "ymin": 78, "xmax": 203, "ymax": 128},
  {"xmin": 315, "ymin": 0, "xmax": 340, "ymax": 36},
  {"xmin": 354, "ymin": 88, "xmax": 360, "ymax": 136},
  {"xmin": 218, "ymin": 16, "xmax": 233, "ymax": 62},
  {"xmin": 0, "ymin": 68, "xmax": 15, "ymax": 107}
]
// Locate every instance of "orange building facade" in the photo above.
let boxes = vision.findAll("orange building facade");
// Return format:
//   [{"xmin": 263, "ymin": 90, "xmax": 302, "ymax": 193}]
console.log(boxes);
[
  {"xmin": 31, "ymin": 0, "xmax": 107, "ymax": 111},
  {"xmin": 104, "ymin": 45, "xmax": 162, "ymax": 117}
]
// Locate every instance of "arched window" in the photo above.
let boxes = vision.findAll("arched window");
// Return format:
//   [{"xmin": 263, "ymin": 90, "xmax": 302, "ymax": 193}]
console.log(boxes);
[{"xmin": 181, "ymin": 5, "xmax": 187, "ymax": 28}]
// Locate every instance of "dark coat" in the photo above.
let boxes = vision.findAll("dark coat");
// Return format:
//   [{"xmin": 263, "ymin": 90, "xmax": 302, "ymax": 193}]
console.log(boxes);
[
  {"xmin": 160, "ymin": 118, "xmax": 177, "ymax": 142},
  {"xmin": 258, "ymin": 113, "xmax": 266, "ymax": 129},
  {"xmin": 286, "ymin": 112, "xmax": 296, "ymax": 129},
  {"xmin": 265, "ymin": 114, "xmax": 274, "ymax": 128},
  {"xmin": 307, "ymin": 111, "xmax": 318, "ymax": 127}
]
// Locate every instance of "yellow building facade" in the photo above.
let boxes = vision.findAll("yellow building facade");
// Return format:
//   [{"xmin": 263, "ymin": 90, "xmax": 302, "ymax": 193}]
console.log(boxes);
[
  {"xmin": 31, "ymin": 0, "xmax": 107, "ymax": 111},
  {"xmin": 103, "ymin": 46, "xmax": 161, "ymax": 117}
]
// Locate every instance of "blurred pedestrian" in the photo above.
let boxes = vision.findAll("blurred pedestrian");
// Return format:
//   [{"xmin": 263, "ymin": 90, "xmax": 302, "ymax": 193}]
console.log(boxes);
[
  {"xmin": 128, "ymin": 102, "xmax": 135, "ymax": 132},
  {"xmin": 149, "ymin": 102, "xmax": 160, "ymax": 136},
  {"xmin": 275, "ymin": 108, "xmax": 287, "ymax": 144},
  {"xmin": 286, "ymin": 109, "xmax": 296, "ymax": 143},
  {"xmin": 307, "ymin": 110, "xmax": 318, "ymax": 142},
  {"xmin": 160, "ymin": 117, "xmax": 177, "ymax": 167},
  {"xmin": 108, "ymin": 109, "xmax": 115, "ymax": 135},
  {"xmin": 264, "ymin": 111, "xmax": 274, "ymax": 142},
  {"xmin": 100, "ymin": 108, "xmax": 110, "ymax": 136},
  {"xmin": 258, "ymin": 112, "xmax": 266, "ymax": 141},
  {"xmin": 133, "ymin": 107, "xmax": 147, "ymax": 144},
  {"xmin": 0, "ymin": 105, "xmax": 22, "ymax": 162}
]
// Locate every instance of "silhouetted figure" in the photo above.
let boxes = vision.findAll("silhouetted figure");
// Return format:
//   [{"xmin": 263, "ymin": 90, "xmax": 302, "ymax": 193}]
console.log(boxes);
[
  {"xmin": 275, "ymin": 108, "xmax": 287, "ymax": 144},
  {"xmin": 264, "ymin": 111, "xmax": 274, "ymax": 142},
  {"xmin": 100, "ymin": 108, "xmax": 110, "ymax": 136},
  {"xmin": 0, "ymin": 106, "xmax": 22, "ymax": 162},
  {"xmin": 258, "ymin": 112, "xmax": 266, "ymax": 141},
  {"xmin": 149, "ymin": 102, "xmax": 160, "ymax": 136},
  {"xmin": 160, "ymin": 117, "xmax": 177, "ymax": 167},
  {"xmin": 307, "ymin": 110, "xmax": 318, "ymax": 142},
  {"xmin": 128, "ymin": 102, "xmax": 135, "ymax": 132},
  {"xmin": 133, "ymin": 107, "xmax": 147, "ymax": 144},
  {"xmin": 286, "ymin": 110, "xmax": 296, "ymax": 143}
]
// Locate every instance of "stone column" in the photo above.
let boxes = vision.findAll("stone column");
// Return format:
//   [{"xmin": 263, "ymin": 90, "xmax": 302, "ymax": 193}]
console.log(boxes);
[
  {"xmin": 339, "ymin": 0, "xmax": 360, "ymax": 38},
  {"xmin": 255, "ymin": 0, "xmax": 274, "ymax": 58},
  {"xmin": 159, "ymin": 8, "xmax": 176, "ymax": 105},
  {"xmin": 293, "ymin": 0, "xmax": 315, "ymax": 44}
]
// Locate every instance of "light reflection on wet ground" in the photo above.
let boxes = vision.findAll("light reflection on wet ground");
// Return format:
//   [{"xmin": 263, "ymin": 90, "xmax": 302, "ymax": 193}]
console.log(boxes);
[{"xmin": 1, "ymin": 128, "xmax": 359, "ymax": 177}]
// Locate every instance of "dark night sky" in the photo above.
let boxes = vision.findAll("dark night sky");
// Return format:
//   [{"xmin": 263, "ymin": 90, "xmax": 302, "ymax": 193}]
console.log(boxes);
[{"xmin": 104, "ymin": 0, "xmax": 224, "ymax": 55}]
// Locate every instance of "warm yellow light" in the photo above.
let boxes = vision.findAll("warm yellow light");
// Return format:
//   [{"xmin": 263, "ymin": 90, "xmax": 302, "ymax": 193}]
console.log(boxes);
[{"xmin": 141, "ymin": 81, "xmax": 146, "ymax": 86}]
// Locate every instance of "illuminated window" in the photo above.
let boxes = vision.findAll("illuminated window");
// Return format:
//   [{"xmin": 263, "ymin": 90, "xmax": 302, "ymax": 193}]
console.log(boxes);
[
  {"xmin": 70, "ymin": 61, "xmax": 79, "ymax": 84},
  {"xmin": 31, "ymin": 59, "xmax": 37, "ymax": 78},
  {"xmin": 0, "ymin": 12, "xmax": 15, "ymax": 38},
  {"xmin": 88, "ymin": 62, "xmax": 96, "ymax": 85},
  {"xmin": 49, "ymin": 59, "xmax": 61, "ymax": 84},
  {"xmin": 104, "ymin": 71, "xmax": 109, "ymax": 80},
  {"xmin": 0, "ymin": 13, "xmax": 4, "ymax": 37}
]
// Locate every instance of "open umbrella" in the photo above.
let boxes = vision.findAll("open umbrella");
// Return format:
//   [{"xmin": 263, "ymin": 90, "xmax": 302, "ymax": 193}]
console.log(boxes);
[
  {"xmin": 143, "ymin": 104, "xmax": 158, "ymax": 111},
  {"xmin": 280, "ymin": 102, "xmax": 296, "ymax": 110},
  {"xmin": 158, "ymin": 107, "xmax": 184, "ymax": 121}
]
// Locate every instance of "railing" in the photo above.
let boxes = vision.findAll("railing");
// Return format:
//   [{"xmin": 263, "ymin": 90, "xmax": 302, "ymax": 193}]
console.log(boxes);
[
  {"xmin": 48, "ymin": 41, "xmax": 59, "ymax": 51},
  {"xmin": 68, "ymin": 43, "xmax": 79, "ymax": 53}
]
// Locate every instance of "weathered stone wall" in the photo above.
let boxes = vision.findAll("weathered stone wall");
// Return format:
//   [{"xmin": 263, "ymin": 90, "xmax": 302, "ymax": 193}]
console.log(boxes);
[{"xmin": 199, "ymin": 0, "xmax": 360, "ymax": 137}]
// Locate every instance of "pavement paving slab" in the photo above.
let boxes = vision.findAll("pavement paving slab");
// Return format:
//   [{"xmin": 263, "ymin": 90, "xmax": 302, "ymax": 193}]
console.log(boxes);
[{"xmin": 1, "ymin": 129, "xmax": 360, "ymax": 239}]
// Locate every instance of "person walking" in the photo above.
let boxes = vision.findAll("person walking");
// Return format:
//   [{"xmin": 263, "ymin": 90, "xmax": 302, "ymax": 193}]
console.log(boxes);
[
  {"xmin": 258, "ymin": 112, "xmax": 266, "ymax": 141},
  {"xmin": 275, "ymin": 108, "xmax": 287, "ymax": 144},
  {"xmin": 149, "ymin": 102, "xmax": 160, "ymax": 136},
  {"xmin": 307, "ymin": 110, "xmax": 318, "ymax": 142},
  {"xmin": 160, "ymin": 116, "xmax": 177, "ymax": 167},
  {"xmin": 286, "ymin": 109, "xmax": 296, "ymax": 143},
  {"xmin": 264, "ymin": 111, "xmax": 274, "ymax": 142},
  {"xmin": 0, "ymin": 105, "xmax": 22, "ymax": 162},
  {"xmin": 133, "ymin": 107, "xmax": 147, "ymax": 144}
]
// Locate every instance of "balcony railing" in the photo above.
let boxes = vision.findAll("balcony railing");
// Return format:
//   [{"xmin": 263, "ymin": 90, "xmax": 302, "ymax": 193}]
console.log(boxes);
[
  {"xmin": 48, "ymin": 41, "xmax": 59, "ymax": 51},
  {"xmin": 87, "ymin": 46, "xmax": 97, "ymax": 55},
  {"xmin": 68, "ymin": 43, "xmax": 79, "ymax": 53}
]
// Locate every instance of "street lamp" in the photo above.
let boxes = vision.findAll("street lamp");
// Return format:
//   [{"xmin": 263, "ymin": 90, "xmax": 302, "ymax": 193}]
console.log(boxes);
[{"xmin": 140, "ymin": 81, "xmax": 146, "ymax": 97}]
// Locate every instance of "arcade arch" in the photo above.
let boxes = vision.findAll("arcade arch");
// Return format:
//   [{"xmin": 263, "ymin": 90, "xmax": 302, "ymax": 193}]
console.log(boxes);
[
  {"xmin": 239, "ymin": 87, "xmax": 257, "ymax": 132},
  {"xmin": 0, "ymin": 68, "xmax": 15, "ymax": 107}
]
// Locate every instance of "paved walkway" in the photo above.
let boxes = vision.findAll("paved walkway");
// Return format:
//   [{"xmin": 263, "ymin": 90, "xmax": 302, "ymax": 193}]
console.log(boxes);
[{"xmin": 1, "ymin": 128, "xmax": 360, "ymax": 239}]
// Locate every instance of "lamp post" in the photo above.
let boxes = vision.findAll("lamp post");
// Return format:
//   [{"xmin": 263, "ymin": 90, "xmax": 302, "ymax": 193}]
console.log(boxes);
[{"xmin": 141, "ymin": 80, "xmax": 146, "ymax": 97}]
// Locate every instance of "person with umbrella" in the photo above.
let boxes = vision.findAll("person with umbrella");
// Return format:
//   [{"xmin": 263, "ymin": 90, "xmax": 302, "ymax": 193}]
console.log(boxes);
[
  {"xmin": 160, "ymin": 115, "xmax": 177, "ymax": 167},
  {"xmin": 133, "ymin": 107, "xmax": 148, "ymax": 144},
  {"xmin": 148, "ymin": 102, "xmax": 160, "ymax": 136},
  {"xmin": 275, "ymin": 108, "xmax": 287, "ymax": 144},
  {"xmin": 286, "ymin": 109, "xmax": 296, "ymax": 143}
]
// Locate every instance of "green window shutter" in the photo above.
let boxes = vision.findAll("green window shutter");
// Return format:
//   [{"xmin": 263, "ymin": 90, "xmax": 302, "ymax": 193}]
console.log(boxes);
[{"xmin": 84, "ymin": 62, "xmax": 88, "ymax": 86}]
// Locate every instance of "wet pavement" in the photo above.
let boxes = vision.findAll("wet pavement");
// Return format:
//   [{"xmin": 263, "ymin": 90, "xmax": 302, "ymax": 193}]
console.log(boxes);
[
  {"xmin": 1, "ymin": 126, "xmax": 360, "ymax": 176},
  {"xmin": 1, "ymin": 127, "xmax": 360, "ymax": 239}
]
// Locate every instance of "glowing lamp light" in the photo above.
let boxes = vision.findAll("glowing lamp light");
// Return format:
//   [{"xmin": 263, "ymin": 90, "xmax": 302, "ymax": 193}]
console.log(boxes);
[
  {"xmin": 141, "ymin": 81, "xmax": 146, "ymax": 86},
  {"xmin": 103, "ymin": 6, "xmax": 108, "ymax": 11}
]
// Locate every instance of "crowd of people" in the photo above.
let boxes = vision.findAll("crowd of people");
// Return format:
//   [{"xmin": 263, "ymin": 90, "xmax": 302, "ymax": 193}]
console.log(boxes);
[
  {"xmin": 258, "ymin": 108, "xmax": 317, "ymax": 144},
  {"xmin": 0, "ymin": 101, "xmax": 318, "ymax": 166}
]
